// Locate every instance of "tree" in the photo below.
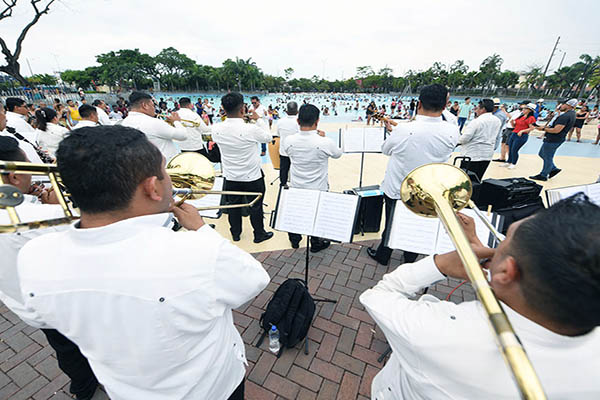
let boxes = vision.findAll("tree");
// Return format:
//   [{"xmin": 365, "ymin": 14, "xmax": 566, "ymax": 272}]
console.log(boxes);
[
  {"xmin": 96, "ymin": 49, "xmax": 157, "ymax": 89},
  {"xmin": 28, "ymin": 73, "xmax": 56, "ymax": 85},
  {"xmin": 0, "ymin": 0, "xmax": 56, "ymax": 86},
  {"xmin": 479, "ymin": 54, "xmax": 503, "ymax": 91},
  {"xmin": 355, "ymin": 66, "xmax": 374, "ymax": 79},
  {"xmin": 494, "ymin": 71, "xmax": 519, "ymax": 89},
  {"xmin": 284, "ymin": 67, "xmax": 294, "ymax": 81},
  {"xmin": 522, "ymin": 65, "xmax": 544, "ymax": 90}
]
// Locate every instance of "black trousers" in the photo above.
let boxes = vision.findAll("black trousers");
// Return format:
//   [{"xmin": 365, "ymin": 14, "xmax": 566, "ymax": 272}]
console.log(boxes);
[
  {"xmin": 374, "ymin": 195, "xmax": 418, "ymax": 264},
  {"xmin": 288, "ymin": 233, "xmax": 326, "ymax": 248},
  {"xmin": 224, "ymin": 176, "xmax": 266, "ymax": 237},
  {"xmin": 227, "ymin": 379, "xmax": 245, "ymax": 400},
  {"xmin": 42, "ymin": 329, "xmax": 98, "ymax": 398},
  {"xmin": 279, "ymin": 155, "xmax": 291, "ymax": 186},
  {"xmin": 460, "ymin": 159, "xmax": 490, "ymax": 182}
]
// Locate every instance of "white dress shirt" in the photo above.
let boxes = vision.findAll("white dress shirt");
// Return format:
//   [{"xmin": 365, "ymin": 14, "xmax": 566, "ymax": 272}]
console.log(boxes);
[
  {"xmin": 381, "ymin": 115, "xmax": 459, "ymax": 199},
  {"xmin": 276, "ymin": 115, "xmax": 300, "ymax": 156},
  {"xmin": 360, "ymin": 256, "xmax": 600, "ymax": 399},
  {"xmin": 175, "ymin": 107, "xmax": 212, "ymax": 151},
  {"xmin": 109, "ymin": 110, "xmax": 123, "ymax": 120},
  {"xmin": 6, "ymin": 111, "xmax": 37, "ymax": 143},
  {"xmin": 36, "ymin": 123, "xmax": 69, "ymax": 157},
  {"xmin": 442, "ymin": 109, "xmax": 458, "ymax": 126},
  {"xmin": 250, "ymin": 104, "xmax": 269, "ymax": 126},
  {"xmin": 95, "ymin": 107, "xmax": 113, "ymax": 125},
  {"xmin": 15, "ymin": 213, "xmax": 270, "ymax": 400},
  {"xmin": 121, "ymin": 111, "xmax": 188, "ymax": 160},
  {"xmin": 458, "ymin": 112, "xmax": 501, "ymax": 161},
  {"xmin": 212, "ymin": 118, "xmax": 272, "ymax": 182},
  {"xmin": 0, "ymin": 130, "xmax": 44, "ymax": 163},
  {"xmin": 282, "ymin": 130, "xmax": 342, "ymax": 190},
  {"xmin": 72, "ymin": 120, "xmax": 99, "ymax": 129}
]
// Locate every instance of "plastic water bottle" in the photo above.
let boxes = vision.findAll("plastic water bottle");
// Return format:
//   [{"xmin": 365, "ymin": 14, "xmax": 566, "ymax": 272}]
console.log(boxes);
[{"xmin": 268, "ymin": 325, "xmax": 280, "ymax": 354}]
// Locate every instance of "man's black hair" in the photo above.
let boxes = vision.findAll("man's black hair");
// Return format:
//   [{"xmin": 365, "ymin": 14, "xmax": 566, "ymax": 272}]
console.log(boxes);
[
  {"xmin": 418, "ymin": 84, "xmax": 448, "ymax": 112},
  {"xmin": 79, "ymin": 104, "xmax": 97, "ymax": 119},
  {"xmin": 92, "ymin": 99, "xmax": 104, "ymax": 107},
  {"xmin": 479, "ymin": 99, "xmax": 494, "ymax": 113},
  {"xmin": 56, "ymin": 125, "xmax": 163, "ymax": 214},
  {"xmin": 129, "ymin": 91, "xmax": 153, "ymax": 108},
  {"xmin": 221, "ymin": 93, "xmax": 244, "ymax": 114},
  {"xmin": 297, "ymin": 104, "xmax": 320, "ymax": 127},
  {"xmin": 508, "ymin": 193, "xmax": 600, "ymax": 334},
  {"xmin": 286, "ymin": 101, "xmax": 298, "ymax": 115},
  {"xmin": 0, "ymin": 136, "xmax": 26, "ymax": 162},
  {"xmin": 250, "ymin": 96, "xmax": 259, "ymax": 102},
  {"xmin": 179, "ymin": 97, "xmax": 192, "ymax": 107},
  {"xmin": 465, "ymin": 97, "xmax": 471, "ymax": 101},
  {"xmin": 5, "ymin": 97, "xmax": 25, "ymax": 112}
]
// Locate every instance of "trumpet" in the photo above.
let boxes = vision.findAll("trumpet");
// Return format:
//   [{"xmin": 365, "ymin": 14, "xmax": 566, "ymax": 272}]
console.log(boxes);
[
  {"xmin": 401, "ymin": 163, "xmax": 545, "ymax": 399},
  {"xmin": 157, "ymin": 113, "xmax": 207, "ymax": 128}
]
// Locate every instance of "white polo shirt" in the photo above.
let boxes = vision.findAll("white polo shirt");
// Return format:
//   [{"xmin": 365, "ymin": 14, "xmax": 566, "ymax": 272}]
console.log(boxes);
[
  {"xmin": 458, "ymin": 112, "xmax": 502, "ymax": 161},
  {"xmin": 276, "ymin": 115, "xmax": 300, "ymax": 157},
  {"xmin": 121, "ymin": 111, "xmax": 188, "ymax": 160},
  {"xmin": 6, "ymin": 111, "xmax": 37, "ymax": 143}
]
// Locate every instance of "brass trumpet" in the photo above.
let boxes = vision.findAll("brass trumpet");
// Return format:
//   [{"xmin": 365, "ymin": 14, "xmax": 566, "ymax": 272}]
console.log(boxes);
[{"xmin": 401, "ymin": 163, "xmax": 545, "ymax": 399}]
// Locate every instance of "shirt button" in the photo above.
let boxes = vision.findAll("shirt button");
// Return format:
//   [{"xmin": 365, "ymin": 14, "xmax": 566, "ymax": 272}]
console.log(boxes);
[
  {"xmin": 159, "ymin": 297, "xmax": 165, "ymax": 302},
  {"xmin": 29, "ymin": 293, "xmax": 34, "ymax": 297}
]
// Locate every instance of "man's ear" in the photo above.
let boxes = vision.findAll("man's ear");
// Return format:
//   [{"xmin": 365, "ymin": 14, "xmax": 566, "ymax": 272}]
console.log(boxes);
[
  {"xmin": 140, "ymin": 176, "xmax": 163, "ymax": 202},
  {"xmin": 491, "ymin": 256, "xmax": 520, "ymax": 286},
  {"xmin": 6, "ymin": 172, "xmax": 21, "ymax": 187}
]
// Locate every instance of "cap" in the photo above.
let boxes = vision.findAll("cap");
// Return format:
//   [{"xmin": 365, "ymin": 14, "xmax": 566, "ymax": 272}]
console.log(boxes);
[
  {"xmin": 566, "ymin": 98, "xmax": 578, "ymax": 107},
  {"xmin": 537, "ymin": 98, "xmax": 544, "ymax": 103},
  {"xmin": 520, "ymin": 100, "xmax": 529, "ymax": 105},
  {"xmin": 493, "ymin": 98, "xmax": 501, "ymax": 106},
  {"xmin": 526, "ymin": 103, "xmax": 537, "ymax": 111}
]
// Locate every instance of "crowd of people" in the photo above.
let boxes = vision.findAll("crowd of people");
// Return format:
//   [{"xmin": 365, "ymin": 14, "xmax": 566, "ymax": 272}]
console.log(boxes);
[{"xmin": 0, "ymin": 84, "xmax": 599, "ymax": 400}]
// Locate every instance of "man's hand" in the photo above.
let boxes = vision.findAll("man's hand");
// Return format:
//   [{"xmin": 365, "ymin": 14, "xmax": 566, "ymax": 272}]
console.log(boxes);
[
  {"xmin": 434, "ymin": 245, "xmax": 495, "ymax": 281},
  {"xmin": 167, "ymin": 112, "xmax": 181, "ymax": 123},
  {"xmin": 456, "ymin": 212, "xmax": 482, "ymax": 247},
  {"xmin": 27, "ymin": 183, "xmax": 44, "ymax": 197},
  {"xmin": 317, "ymin": 130, "xmax": 326, "ymax": 137},
  {"xmin": 170, "ymin": 202, "xmax": 205, "ymax": 231},
  {"xmin": 39, "ymin": 187, "xmax": 59, "ymax": 204},
  {"xmin": 249, "ymin": 110, "xmax": 260, "ymax": 121}
]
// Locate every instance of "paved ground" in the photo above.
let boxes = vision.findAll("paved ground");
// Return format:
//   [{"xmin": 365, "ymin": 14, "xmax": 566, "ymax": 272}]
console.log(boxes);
[{"xmin": 0, "ymin": 240, "xmax": 476, "ymax": 400}]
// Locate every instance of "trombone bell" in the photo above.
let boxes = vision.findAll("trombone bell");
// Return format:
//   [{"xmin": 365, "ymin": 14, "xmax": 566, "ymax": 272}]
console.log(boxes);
[{"xmin": 166, "ymin": 152, "xmax": 215, "ymax": 200}]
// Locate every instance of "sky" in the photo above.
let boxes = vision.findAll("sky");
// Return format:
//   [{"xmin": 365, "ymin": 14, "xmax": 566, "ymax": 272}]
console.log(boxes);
[{"xmin": 1, "ymin": 0, "xmax": 600, "ymax": 81}]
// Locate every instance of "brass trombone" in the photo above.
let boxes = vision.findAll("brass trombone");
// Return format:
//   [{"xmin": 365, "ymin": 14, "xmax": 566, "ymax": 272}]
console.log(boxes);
[{"xmin": 401, "ymin": 163, "xmax": 546, "ymax": 399}]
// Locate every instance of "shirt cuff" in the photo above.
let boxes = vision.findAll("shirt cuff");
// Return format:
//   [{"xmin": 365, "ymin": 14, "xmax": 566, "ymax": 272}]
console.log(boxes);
[{"xmin": 393, "ymin": 256, "xmax": 446, "ymax": 289}]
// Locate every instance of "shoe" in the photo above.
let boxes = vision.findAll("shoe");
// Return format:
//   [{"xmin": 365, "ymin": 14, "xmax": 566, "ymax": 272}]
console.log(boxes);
[
  {"xmin": 499, "ymin": 162, "xmax": 510, "ymax": 167},
  {"xmin": 253, "ymin": 231, "xmax": 274, "ymax": 243},
  {"xmin": 232, "ymin": 234, "xmax": 241, "ymax": 242},
  {"xmin": 549, "ymin": 168, "xmax": 562, "ymax": 178},
  {"xmin": 366, "ymin": 247, "xmax": 389, "ymax": 266},
  {"xmin": 260, "ymin": 151, "xmax": 266, "ymax": 156},
  {"xmin": 291, "ymin": 241, "xmax": 300, "ymax": 249},
  {"xmin": 507, "ymin": 164, "xmax": 516, "ymax": 170},
  {"xmin": 310, "ymin": 240, "xmax": 330, "ymax": 253},
  {"xmin": 529, "ymin": 174, "xmax": 547, "ymax": 181},
  {"xmin": 492, "ymin": 158, "xmax": 506, "ymax": 162}
]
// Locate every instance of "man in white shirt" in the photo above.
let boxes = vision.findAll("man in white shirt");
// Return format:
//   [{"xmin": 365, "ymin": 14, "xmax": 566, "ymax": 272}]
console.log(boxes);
[
  {"xmin": 203, "ymin": 98, "xmax": 215, "ymax": 124},
  {"xmin": 74, "ymin": 104, "xmax": 99, "ymax": 129},
  {"xmin": 5, "ymin": 97, "xmax": 37, "ymax": 143},
  {"xmin": 121, "ymin": 91, "xmax": 187, "ymax": 160},
  {"xmin": 493, "ymin": 101, "xmax": 526, "ymax": 163},
  {"xmin": 0, "ymin": 136, "xmax": 100, "ymax": 400},
  {"xmin": 250, "ymin": 96, "xmax": 269, "ymax": 156},
  {"xmin": 367, "ymin": 84, "xmax": 459, "ymax": 266},
  {"xmin": 458, "ymin": 98, "xmax": 501, "ymax": 181},
  {"xmin": 14, "ymin": 125, "xmax": 270, "ymax": 400},
  {"xmin": 276, "ymin": 101, "xmax": 300, "ymax": 185},
  {"xmin": 91, "ymin": 99, "xmax": 113, "ymax": 125},
  {"xmin": 176, "ymin": 97, "xmax": 213, "ymax": 153},
  {"xmin": 282, "ymin": 104, "xmax": 342, "ymax": 250},
  {"xmin": 212, "ymin": 93, "xmax": 274, "ymax": 243},
  {"xmin": 361, "ymin": 195, "xmax": 600, "ymax": 399},
  {"xmin": 0, "ymin": 102, "xmax": 45, "ymax": 163}
]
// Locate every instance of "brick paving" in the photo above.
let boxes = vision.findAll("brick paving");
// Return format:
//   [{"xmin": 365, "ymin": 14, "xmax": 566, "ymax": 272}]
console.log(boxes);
[{"xmin": 0, "ymin": 240, "xmax": 475, "ymax": 400}]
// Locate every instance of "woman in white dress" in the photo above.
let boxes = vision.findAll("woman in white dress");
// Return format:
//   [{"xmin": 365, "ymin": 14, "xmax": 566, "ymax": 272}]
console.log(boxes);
[{"xmin": 35, "ymin": 107, "xmax": 69, "ymax": 159}]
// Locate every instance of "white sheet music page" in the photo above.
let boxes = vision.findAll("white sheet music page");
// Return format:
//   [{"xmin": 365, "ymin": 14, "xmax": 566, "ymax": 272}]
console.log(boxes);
[
  {"xmin": 434, "ymin": 209, "xmax": 493, "ymax": 254},
  {"xmin": 275, "ymin": 188, "xmax": 320, "ymax": 236},
  {"xmin": 342, "ymin": 128, "xmax": 365, "ymax": 153},
  {"xmin": 387, "ymin": 201, "xmax": 439, "ymax": 254},
  {"xmin": 184, "ymin": 177, "xmax": 224, "ymax": 218},
  {"xmin": 312, "ymin": 191, "xmax": 359, "ymax": 242},
  {"xmin": 363, "ymin": 127, "xmax": 385, "ymax": 152},
  {"xmin": 556, "ymin": 185, "xmax": 589, "ymax": 201},
  {"xmin": 584, "ymin": 183, "xmax": 600, "ymax": 206}
]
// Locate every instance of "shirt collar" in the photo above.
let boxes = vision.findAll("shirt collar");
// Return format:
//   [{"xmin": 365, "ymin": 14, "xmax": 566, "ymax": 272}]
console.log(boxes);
[
  {"xmin": 7, "ymin": 111, "xmax": 26, "ymax": 120},
  {"xmin": 299, "ymin": 129, "xmax": 317, "ymax": 135},
  {"xmin": 69, "ymin": 213, "xmax": 173, "ymax": 244},
  {"xmin": 415, "ymin": 115, "xmax": 443, "ymax": 122}
]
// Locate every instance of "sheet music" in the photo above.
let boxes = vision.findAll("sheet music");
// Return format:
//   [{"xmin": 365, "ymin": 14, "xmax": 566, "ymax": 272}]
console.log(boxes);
[
  {"xmin": 363, "ymin": 128, "xmax": 385, "ymax": 152},
  {"xmin": 585, "ymin": 183, "xmax": 600, "ymax": 206},
  {"xmin": 434, "ymin": 209, "xmax": 494, "ymax": 254},
  {"xmin": 313, "ymin": 191, "xmax": 359, "ymax": 242},
  {"xmin": 274, "ymin": 188, "xmax": 320, "ymax": 236},
  {"xmin": 387, "ymin": 202, "xmax": 439, "ymax": 254},
  {"xmin": 556, "ymin": 185, "xmax": 588, "ymax": 200},
  {"xmin": 186, "ymin": 177, "xmax": 224, "ymax": 218},
  {"xmin": 342, "ymin": 128, "xmax": 365, "ymax": 153}
]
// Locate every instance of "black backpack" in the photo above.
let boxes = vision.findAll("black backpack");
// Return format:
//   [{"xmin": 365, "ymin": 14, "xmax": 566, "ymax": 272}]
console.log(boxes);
[{"xmin": 256, "ymin": 279, "xmax": 316, "ymax": 357}]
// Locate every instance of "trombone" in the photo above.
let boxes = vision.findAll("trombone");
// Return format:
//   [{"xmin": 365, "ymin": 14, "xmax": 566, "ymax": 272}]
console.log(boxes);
[
  {"xmin": 400, "ymin": 163, "xmax": 545, "ymax": 399},
  {"xmin": 0, "ymin": 152, "xmax": 262, "ymax": 232}
]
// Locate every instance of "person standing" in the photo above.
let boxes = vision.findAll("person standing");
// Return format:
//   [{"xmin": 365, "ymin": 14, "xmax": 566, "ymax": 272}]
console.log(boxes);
[
  {"xmin": 249, "ymin": 96, "xmax": 269, "ymax": 156},
  {"xmin": 567, "ymin": 105, "xmax": 589, "ymax": 142},
  {"xmin": 457, "ymin": 97, "xmax": 473, "ymax": 132},
  {"xmin": 491, "ymin": 98, "xmax": 508, "ymax": 159},
  {"xmin": 66, "ymin": 99, "xmax": 81, "ymax": 126},
  {"xmin": 13, "ymin": 126, "xmax": 270, "ymax": 400},
  {"xmin": 367, "ymin": 84, "xmax": 459, "ymax": 266},
  {"xmin": 92, "ymin": 99, "xmax": 113, "ymax": 125},
  {"xmin": 503, "ymin": 103, "xmax": 537, "ymax": 170},
  {"xmin": 276, "ymin": 101, "xmax": 300, "ymax": 186},
  {"xmin": 282, "ymin": 104, "xmax": 342, "ymax": 251},
  {"xmin": 535, "ymin": 98, "xmax": 544, "ymax": 119},
  {"xmin": 530, "ymin": 99, "xmax": 577, "ymax": 181},
  {"xmin": 409, "ymin": 99, "xmax": 416, "ymax": 118},
  {"xmin": 175, "ymin": 97, "xmax": 213, "ymax": 154},
  {"xmin": 458, "ymin": 99, "xmax": 501, "ymax": 181},
  {"xmin": 5, "ymin": 97, "xmax": 37, "ymax": 143},
  {"xmin": 203, "ymin": 98, "xmax": 215, "ymax": 124},
  {"xmin": 493, "ymin": 102, "xmax": 525, "ymax": 163},
  {"xmin": 212, "ymin": 93, "xmax": 274, "ymax": 243}
]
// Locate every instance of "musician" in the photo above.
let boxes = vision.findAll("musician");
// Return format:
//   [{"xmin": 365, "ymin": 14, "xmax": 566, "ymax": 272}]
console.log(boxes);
[
  {"xmin": 176, "ymin": 97, "xmax": 213, "ymax": 154},
  {"xmin": 360, "ymin": 196, "xmax": 600, "ymax": 399},
  {"xmin": 212, "ymin": 93, "xmax": 274, "ymax": 243},
  {"xmin": 121, "ymin": 91, "xmax": 187, "ymax": 160},
  {"xmin": 74, "ymin": 104, "xmax": 100, "ymax": 128},
  {"xmin": 249, "ymin": 96, "xmax": 269, "ymax": 156},
  {"xmin": 13, "ymin": 126, "xmax": 270, "ymax": 400},
  {"xmin": 0, "ymin": 136, "xmax": 99, "ymax": 400},
  {"xmin": 5, "ymin": 97, "xmax": 37, "ymax": 143},
  {"xmin": 0, "ymin": 102, "xmax": 45, "ymax": 163},
  {"xmin": 92, "ymin": 99, "xmax": 114, "ymax": 125},
  {"xmin": 276, "ymin": 101, "xmax": 300, "ymax": 186},
  {"xmin": 282, "ymin": 104, "xmax": 342, "ymax": 251},
  {"xmin": 367, "ymin": 84, "xmax": 459, "ymax": 266}
]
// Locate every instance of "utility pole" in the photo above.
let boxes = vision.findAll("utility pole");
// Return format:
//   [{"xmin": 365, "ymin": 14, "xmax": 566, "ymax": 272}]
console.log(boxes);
[
  {"xmin": 557, "ymin": 51, "xmax": 566, "ymax": 70},
  {"xmin": 542, "ymin": 36, "xmax": 560, "ymax": 79}
]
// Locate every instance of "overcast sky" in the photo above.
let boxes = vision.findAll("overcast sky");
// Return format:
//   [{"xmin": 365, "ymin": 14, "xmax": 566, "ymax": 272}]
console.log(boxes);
[{"xmin": 2, "ymin": 0, "xmax": 599, "ymax": 80}]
